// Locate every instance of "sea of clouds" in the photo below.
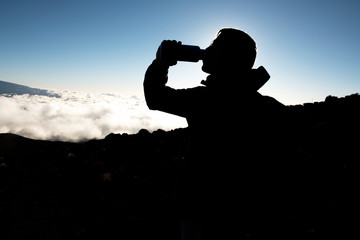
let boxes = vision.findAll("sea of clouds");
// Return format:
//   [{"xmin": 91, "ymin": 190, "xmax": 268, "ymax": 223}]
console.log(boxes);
[{"xmin": 0, "ymin": 91, "xmax": 187, "ymax": 142}]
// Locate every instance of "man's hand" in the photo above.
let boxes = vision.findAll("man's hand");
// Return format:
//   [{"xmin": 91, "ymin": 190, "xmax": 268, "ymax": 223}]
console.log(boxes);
[{"xmin": 156, "ymin": 40, "xmax": 182, "ymax": 66}]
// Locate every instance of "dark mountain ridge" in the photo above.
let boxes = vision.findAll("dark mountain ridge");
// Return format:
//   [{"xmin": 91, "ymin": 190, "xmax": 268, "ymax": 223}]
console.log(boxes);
[
  {"xmin": 1, "ymin": 93, "xmax": 360, "ymax": 239},
  {"xmin": 0, "ymin": 80, "xmax": 61, "ymax": 97}
]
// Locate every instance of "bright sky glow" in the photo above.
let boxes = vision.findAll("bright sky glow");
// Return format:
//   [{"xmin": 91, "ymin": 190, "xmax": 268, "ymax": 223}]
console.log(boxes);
[{"xmin": 1, "ymin": 0, "xmax": 359, "ymax": 112}]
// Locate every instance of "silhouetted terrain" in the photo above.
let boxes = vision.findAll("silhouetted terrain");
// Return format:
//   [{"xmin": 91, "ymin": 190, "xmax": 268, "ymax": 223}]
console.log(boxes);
[
  {"xmin": 1, "ymin": 93, "xmax": 359, "ymax": 239},
  {"xmin": 0, "ymin": 80, "xmax": 61, "ymax": 97}
]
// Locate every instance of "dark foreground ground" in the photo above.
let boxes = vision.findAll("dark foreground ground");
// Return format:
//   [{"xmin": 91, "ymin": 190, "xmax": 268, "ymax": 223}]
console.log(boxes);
[{"xmin": 1, "ymin": 94, "xmax": 360, "ymax": 239}]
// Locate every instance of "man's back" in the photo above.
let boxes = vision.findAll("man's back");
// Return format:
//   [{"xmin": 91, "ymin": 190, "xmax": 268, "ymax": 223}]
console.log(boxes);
[{"xmin": 179, "ymin": 82, "xmax": 287, "ymax": 206}]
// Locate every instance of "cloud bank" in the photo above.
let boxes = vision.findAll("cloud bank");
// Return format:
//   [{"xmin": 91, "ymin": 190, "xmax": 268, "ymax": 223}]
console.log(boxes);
[{"xmin": 0, "ymin": 91, "xmax": 187, "ymax": 141}]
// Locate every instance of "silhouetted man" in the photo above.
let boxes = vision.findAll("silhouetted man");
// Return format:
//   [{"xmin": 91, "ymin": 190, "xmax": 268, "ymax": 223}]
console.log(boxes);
[{"xmin": 144, "ymin": 28, "xmax": 289, "ymax": 240}]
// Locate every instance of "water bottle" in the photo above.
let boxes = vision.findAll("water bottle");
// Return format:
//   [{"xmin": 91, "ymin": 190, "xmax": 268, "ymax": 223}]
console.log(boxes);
[
  {"xmin": 157, "ymin": 41, "xmax": 205, "ymax": 62},
  {"xmin": 177, "ymin": 45, "xmax": 205, "ymax": 62}
]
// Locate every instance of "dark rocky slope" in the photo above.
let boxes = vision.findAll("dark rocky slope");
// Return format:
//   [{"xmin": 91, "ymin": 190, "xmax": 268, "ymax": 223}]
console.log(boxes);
[{"xmin": 1, "ymin": 94, "xmax": 359, "ymax": 239}]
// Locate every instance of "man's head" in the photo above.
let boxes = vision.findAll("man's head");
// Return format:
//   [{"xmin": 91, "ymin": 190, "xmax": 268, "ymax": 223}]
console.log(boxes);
[{"xmin": 202, "ymin": 28, "xmax": 257, "ymax": 75}]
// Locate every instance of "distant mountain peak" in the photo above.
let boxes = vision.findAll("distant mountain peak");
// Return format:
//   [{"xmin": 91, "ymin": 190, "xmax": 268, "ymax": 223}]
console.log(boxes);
[{"xmin": 0, "ymin": 80, "xmax": 61, "ymax": 98}]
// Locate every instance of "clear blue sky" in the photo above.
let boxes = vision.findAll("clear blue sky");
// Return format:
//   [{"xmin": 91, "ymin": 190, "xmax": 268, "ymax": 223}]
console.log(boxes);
[{"xmin": 1, "ymin": 0, "xmax": 359, "ymax": 105}]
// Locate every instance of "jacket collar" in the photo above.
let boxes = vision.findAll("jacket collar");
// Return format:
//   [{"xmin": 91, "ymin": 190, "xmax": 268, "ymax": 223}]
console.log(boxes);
[{"xmin": 201, "ymin": 66, "xmax": 270, "ymax": 92}]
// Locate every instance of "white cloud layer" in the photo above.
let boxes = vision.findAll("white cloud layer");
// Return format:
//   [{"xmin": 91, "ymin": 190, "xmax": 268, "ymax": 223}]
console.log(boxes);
[{"xmin": 0, "ymin": 91, "xmax": 187, "ymax": 141}]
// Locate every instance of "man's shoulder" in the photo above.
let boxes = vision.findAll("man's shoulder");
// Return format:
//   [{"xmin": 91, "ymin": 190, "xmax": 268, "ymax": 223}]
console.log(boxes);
[
  {"xmin": 256, "ymin": 93, "xmax": 287, "ymax": 113},
  {"xmin": 168, "ymin": 86, "xmax": 209, "ymax": 106},
  {"xmin": 179, "ymin": 85, "xmax": 208, "ymax": 96},
  {"xmin": 260, "ymin": 94, "xmax": 285, "ymax": 107}
]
